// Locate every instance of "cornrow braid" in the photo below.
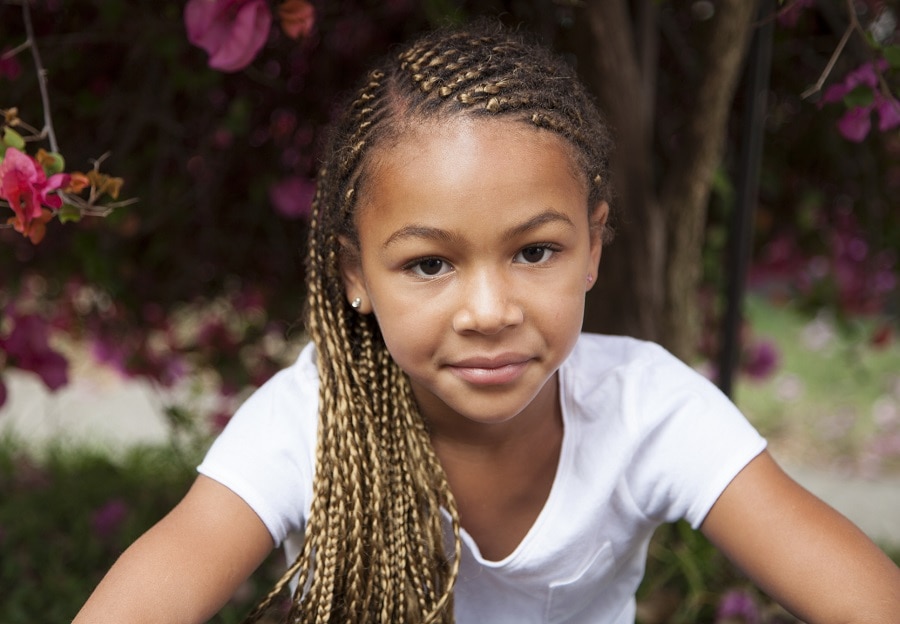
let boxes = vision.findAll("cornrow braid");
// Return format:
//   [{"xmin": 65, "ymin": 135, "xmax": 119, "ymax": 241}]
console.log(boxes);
[{"xmin": 245, "ymin": 20, "xmax": 612, "ymax": 624}]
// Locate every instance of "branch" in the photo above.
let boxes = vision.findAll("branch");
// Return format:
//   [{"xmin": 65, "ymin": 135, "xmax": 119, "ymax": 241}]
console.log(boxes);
[
  {"xmin": 1, "ymin": 39, "xmax": 31, "ymax": 59},
  {"xmin": 800, "ymin": 19, "xmax": 853, "ymax": 99},
  {"xmin": 21, "ymin": 0, "xmax": 60, "ymax": 153},
  {"xmin": 801, "ymin": 0, "xmax": 893, "ymax": 100}
]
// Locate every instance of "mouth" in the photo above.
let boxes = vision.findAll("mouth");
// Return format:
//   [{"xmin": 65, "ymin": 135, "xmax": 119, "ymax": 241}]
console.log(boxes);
[{"xmin": 447, "ymin": 355, "xmax": 532, "ymax": 386}]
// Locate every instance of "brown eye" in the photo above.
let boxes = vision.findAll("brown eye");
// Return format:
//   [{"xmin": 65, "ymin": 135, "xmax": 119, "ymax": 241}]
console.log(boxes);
[
  {"xmin": 419, "ymin": 258, "xmax": 445, "ymax": 275},
  {"xmin": 516, "ymin": 246, "xmax": 552, "ymax": 264},
  {"xmin": 407, "ymin": 257, "xmax": 451, "ymax": 278}
]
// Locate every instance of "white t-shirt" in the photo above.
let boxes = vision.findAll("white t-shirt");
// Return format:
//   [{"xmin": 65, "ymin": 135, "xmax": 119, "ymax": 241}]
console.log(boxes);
[{"xmin": 198, "ymin": 333, "xmax": 766, "ymax": 624}]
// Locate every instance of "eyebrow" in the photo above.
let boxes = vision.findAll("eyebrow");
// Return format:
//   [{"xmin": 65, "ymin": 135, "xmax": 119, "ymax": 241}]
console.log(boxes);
[
  {"xmin": 382, "ymin": 209, "xmax": 576, "ymax": 250},
  {"xmin": 503, "ymin": 209, "xmax": 575, "ymax": 239},
  {"xmin": 382, "ymin": 224, "xmax": 462, "ymax": 249}
]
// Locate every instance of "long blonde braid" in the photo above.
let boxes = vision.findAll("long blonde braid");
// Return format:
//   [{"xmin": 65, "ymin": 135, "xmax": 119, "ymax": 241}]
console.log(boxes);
[{"xmin": 244, "ymin": 20, "xmax": 613, "ymax": 624}]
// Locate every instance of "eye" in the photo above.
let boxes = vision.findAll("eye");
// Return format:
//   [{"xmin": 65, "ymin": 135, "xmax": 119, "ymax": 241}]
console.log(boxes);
[
  {"xmin": 515, "ymin": 245, "xmax": 556, "ymax": 264},
  {"xmin": 406, "ymin": 257, "xmax": 452, "ymax": 278}
]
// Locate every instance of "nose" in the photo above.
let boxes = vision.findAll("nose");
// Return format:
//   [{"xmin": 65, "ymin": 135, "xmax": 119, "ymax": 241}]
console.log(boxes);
[{"xmin": 451, "ymin": 268, "xmax": 524, "ymax": 335}]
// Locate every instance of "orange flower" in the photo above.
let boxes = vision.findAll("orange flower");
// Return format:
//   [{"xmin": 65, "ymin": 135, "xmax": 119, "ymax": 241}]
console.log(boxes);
[
  {"xmin": 65, "ymin": 172, "xmax": 91, "ymax": 194},
  {"xmin": 278, "ymin": 0, "xmax": 315, "ymax": 40},
  {"xmin": 8, "ymin": 207, "xmax": 53, "ymax": 244}
]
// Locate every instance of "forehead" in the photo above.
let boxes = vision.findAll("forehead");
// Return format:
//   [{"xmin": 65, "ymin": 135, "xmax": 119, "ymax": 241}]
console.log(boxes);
[
  {"xmin": 358, "ymin": 117, "xmax": 586, "ymax": 209},
  {"xmin": 352, "ymin": 117, "xmax": 589, "ymax": 243}
]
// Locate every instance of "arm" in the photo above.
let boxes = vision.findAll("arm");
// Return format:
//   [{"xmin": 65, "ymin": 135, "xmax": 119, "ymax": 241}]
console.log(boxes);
[
  {"xmin": 73, "ymin": 475, "xmax": 275, "ymax": 624},
  {"xmin": 701, "ymin": 450, "xmax": 900, "ymax": 624}
]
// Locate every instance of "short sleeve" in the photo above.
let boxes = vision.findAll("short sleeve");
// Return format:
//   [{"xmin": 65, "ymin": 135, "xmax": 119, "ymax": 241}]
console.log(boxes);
[
  {"xmin": 623, "ymin": 344, "xmax": 767, "ymax": 529},
  {"xmin": 197, "ymin": 343, "xmax": 318, "ymax": 545}
]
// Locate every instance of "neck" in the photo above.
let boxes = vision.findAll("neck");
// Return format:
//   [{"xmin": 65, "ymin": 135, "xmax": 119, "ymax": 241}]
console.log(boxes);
[{"xmin": 425, "ymin": 374, "xmax": 562, "ymax": 458}]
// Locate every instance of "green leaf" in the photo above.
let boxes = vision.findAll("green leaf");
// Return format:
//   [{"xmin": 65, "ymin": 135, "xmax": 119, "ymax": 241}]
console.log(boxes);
[
  {"xmin": 58, "ymin": 204, "xmax": 82, "ymax": 223},
  {"xmin": 843, "ymin": 85, "xmax": 874, "ymax": 108},
  {"xmin": 42, "ymin": 151, "xmax": 66, "ymax": 175},
  {"xmin": 2, "ymin": 127, "xmax": 26, "ymax": 150},
  {"xmin": 884, "ymin": 45, "xmax": 900, "ymax": 69}
]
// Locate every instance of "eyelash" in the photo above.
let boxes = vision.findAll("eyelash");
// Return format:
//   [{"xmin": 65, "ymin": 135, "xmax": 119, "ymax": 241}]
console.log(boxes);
[
  {"xmin": 515, "ymin": 244, "xmax": 559, "ymax": 265},
  {"xmin": 403, "ymin": 244, "xmax": 560, "ymax": 279}
]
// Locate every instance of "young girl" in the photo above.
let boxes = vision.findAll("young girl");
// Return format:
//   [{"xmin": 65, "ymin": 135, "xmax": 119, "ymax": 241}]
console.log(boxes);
[{"xmin": 75, "ymin": 22, "xmax": 900, "ymax": 624}]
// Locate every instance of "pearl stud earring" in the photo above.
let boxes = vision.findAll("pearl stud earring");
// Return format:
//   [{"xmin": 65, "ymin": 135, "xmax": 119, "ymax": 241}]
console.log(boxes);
[{"xmin": 350, "ymin": 297, "xmax": 362, "ymax": 309}]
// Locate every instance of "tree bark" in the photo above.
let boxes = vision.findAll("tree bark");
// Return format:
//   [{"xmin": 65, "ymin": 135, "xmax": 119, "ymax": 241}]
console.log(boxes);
[
  {"xmin": 659, "ymin": 0, "xmax": 759, "ymax": 360},
  {"xmin": 577, "ymin": 0, "xmax": 666, "ymax": 343},
  {"xmin": 574, "ymin": 0, "xmax": 759, "ymax": 362}
]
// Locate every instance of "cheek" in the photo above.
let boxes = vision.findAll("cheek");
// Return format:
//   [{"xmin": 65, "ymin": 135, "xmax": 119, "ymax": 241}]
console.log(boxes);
[
  {"xmin": 372, "ymin": 301, "xmax": 434, "ymax": 357},
  {"xmin": 550, "ymin": 291, "xmax": 586, "ymax": 326}
]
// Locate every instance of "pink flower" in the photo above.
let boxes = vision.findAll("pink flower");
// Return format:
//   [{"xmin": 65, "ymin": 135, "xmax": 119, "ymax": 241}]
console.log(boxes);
[
  {"xmin": 0, "ymin": 312, "xmax": 69, "ymax": 391},
  {"xmin": 268, "ymin": 175, "xmax": 314, "ymax": 219},
  {"xmin": 836, "ymin": 106, "xmax": 872, "ymax": 143},
  {"xmin": 777, "ymin": 0, "xmax": 814, "ymax": 28},
  {"xmin": 822, "ymin": 60, "xmax": 887, "ymax": 104},
  {"xmin": 715, "ymin": 589, "xmax": 759, "ymax": 624},
  {"xmin": 742, "ymin": 339, "xmax": 780, "ymax": 381},
  {"xmin": 91, "ymin": 498, "xmax": 129, "ymax": 540},
  {"xmin": 875, "ymin": 94, "xmax": 900, "ymax": 132},
  {"xmin": 90, "ymin": 337, "xmax": 131, "ymax": 377},
  {"xmin": 184, "ymin": 0, "xmax": 272, "ymax": 72},
  {"xmin": 820, "ymin": 59, "xmax": 898, "ymax": 142},
  {"xmin": 0, "ymin": 147, "xmax": 69, "ymax": 241},
  {"xmin": 0, "ymin": 48, "xmax": 23, "ymax": 81}
]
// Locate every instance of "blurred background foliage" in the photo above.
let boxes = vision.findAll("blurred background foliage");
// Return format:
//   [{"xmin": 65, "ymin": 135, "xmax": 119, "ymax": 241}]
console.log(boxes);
[{"xmin": 1, "ymin": 0, "xmax": 898, "ymax": 403}]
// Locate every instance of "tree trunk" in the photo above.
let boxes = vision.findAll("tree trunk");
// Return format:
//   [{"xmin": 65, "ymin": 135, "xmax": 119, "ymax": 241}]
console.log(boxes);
[
  {"xmin": 577, "ymin": 0, "xmax": 666, "ymax": 343},
  {"xmin": 574, "ymin": 0, "xmax": 759, "ymax": 362},
  {"xmin": 659, "ymin": 0, "xmax": 759, "ymax": 360}
]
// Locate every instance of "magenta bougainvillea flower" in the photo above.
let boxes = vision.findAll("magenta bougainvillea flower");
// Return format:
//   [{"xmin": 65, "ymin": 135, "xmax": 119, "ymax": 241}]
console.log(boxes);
[
  {"xmin": 715, "ymin": 589, "xmax": 760, "ymax": 624},
  {"xmin": 0, "ymin": 312, "xmax": 69, "ymax": 392},
  {"xmin": 184, "ymin": 0, "xmax": 272, "ymax": 72},
  {"xmin": 822, "ymin": 60, "xmax": 900, "ymax": 142},
  {"xmin": 0, "ymin": 47, "xmax": 23, "ymax": 81},
  {"xmin": 836, "ymin": 105, "xmax": 873, "ymax": 143},
  {"xmin": 268, "ymin": 175, "xmax": 314, "ymax": 219},
  {"xmin": 91, "ymin": 498, "xmax": 130, "ymax": 540},
  {"xmin": 875, "ymin": 94, "xmax": 900, "ymax": 131},
  {"xmin": 777, "ymin": 0, "xmax": 814, "ymax": 28},
  {"xmin": 742, "ymin": 339, "xmax": 780, "ymax": 381},
  {"xmin": 0, "ymin": 147, "xmax": 69, "ymax": 242},
  {"xmin": 822, "ymin": 60, "xmax": 886, "ymax": 104}
]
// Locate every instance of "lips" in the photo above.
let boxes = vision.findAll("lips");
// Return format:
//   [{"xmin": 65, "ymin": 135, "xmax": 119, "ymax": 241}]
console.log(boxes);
[{"xmin": 447, "ymin": 354, "xmax": 532, "ymax": 385}]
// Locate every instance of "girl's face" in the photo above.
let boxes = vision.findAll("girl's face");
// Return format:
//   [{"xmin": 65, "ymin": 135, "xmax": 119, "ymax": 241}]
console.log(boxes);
[{"xmin": 341, "ymin": 117, "xmax": 607, "ymax": 435}]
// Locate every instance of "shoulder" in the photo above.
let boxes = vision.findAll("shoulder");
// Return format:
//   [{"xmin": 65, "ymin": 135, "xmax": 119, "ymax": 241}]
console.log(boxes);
[
  {"xmin": 561, "ymin": 333, "xmax": 766, "ymax": 526},
  {"xmin": 237, "ymin": 341, "xmax": 320, "ymax": 422},
  {"xmin": 563, "ymin": 332, "xmax": 752, "ymax": 433},
  {"xmin": 215, "ymin": 340, "xmax": 319, "ymax": 450},
  {"xmin": 562, "ymin": 333, "xmax": 700, "ymax": 407},
  {"xmin": 197, "ymin": 341, "xmax": 319, "ymax": 545}
]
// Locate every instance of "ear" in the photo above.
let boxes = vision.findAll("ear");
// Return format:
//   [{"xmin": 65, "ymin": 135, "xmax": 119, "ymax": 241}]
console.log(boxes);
[
  {"xmin": 338, "ymin": 235, "xmax": 372, "ymax": 313},
  {"xmin": 586, "ymin": 201, "xmax": 609, "ymax": 292}
]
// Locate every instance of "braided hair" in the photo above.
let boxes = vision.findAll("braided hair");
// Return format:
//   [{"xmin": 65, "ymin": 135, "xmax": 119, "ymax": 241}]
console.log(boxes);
[{"xmin": 245, "ymin": 20, "xmax": 613, "ymax": 624}]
